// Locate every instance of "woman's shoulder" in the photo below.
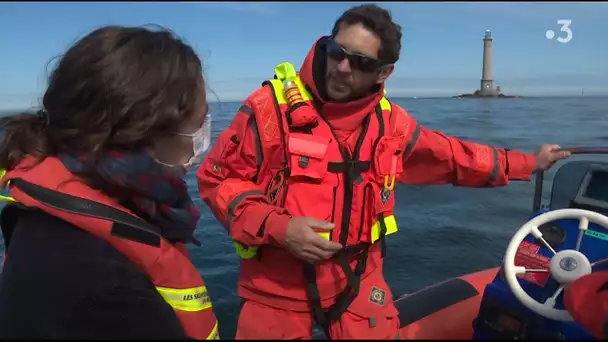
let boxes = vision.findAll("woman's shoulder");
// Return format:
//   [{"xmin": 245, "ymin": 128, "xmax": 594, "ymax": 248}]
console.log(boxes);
[
  {"xmin": 0, "ymin": 204, "xmax": 153, "ymax": 295},
  {"xmin": 0, "ymin": 205, "xmax": 187, "ymax": 339},
  {"xmin": 1, "ymin": 203, "xmax": 155, "ymax": 285},
  {"xmin": 2, "ymin": 204, "xmax": 136, "ymax": 269}
]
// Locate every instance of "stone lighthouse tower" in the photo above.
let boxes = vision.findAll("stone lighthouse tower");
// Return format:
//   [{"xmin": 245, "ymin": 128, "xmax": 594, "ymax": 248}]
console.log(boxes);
[
  {"xmin": 453, "ymin": 29, "xmax": 517, "ymax": 98},
  {"xmin": 480, "ymin": 30, "xmax": 496, "ymax": 95}
]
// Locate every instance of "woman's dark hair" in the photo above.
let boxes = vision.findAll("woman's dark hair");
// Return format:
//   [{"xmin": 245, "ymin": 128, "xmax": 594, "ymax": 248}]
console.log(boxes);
[
  {"xmin": 0, "ymin": 25, "xmax": 203, "ymax": 170},
  {"xmin": 332, "ymin": 4, "xmax": 402, "ymax": 64}
]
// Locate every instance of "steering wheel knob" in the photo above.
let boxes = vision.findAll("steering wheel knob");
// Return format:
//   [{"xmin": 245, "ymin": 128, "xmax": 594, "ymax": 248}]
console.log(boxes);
[{"xmin": 549, "ymin": 250, "xmax": 592, "ymax": 284}]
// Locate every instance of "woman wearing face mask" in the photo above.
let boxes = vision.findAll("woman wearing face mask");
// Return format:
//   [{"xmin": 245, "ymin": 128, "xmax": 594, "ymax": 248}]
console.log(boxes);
[{"xmin": 0, "ymin": 25, "xmax": 218, "ymax": 339}]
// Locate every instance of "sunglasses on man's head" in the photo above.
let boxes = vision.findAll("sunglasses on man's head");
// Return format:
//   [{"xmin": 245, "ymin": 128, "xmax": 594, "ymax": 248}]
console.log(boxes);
[{"xmin": 325, "ymin": 38, "xmax": 386, "ymax": 73}]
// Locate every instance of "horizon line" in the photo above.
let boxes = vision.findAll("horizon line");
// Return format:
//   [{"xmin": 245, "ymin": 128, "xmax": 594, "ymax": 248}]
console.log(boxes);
[{"xmin": 1, "ymin": 95, "xmax": 606, "ymax": 113}]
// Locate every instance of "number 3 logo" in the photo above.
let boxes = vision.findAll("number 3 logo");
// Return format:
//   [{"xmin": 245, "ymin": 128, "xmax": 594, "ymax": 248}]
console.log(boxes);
[{"xmin": 556, "ymin": 19, "xmax": 573, "ymax": 43}]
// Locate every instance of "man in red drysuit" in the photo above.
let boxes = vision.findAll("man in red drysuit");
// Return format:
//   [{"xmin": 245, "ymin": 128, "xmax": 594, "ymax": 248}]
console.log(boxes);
[
  {"xmin": 197, "ymin": 4, "xmax": 571, "ymax": 339},
  {"xmin": 564, "ymin": 271, "xmax": 608, "ymax": 339}
]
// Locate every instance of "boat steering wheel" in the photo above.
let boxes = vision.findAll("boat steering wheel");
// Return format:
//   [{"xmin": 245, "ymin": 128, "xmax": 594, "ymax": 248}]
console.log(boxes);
[{"xmin": 503, "ymin": 208, "xmax": 608, "ymax": 322}]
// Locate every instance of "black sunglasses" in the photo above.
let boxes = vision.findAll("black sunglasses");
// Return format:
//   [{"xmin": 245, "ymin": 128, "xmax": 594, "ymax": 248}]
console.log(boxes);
[{"xmin": 325, "ymin": 38, "xmax": 386, "ymax": 73}]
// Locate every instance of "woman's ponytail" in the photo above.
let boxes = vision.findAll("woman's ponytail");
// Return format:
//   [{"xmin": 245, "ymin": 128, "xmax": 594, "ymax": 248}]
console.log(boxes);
[{"xmin": 0, "ymin": 110, "xmax": 49, "ymax": 170}]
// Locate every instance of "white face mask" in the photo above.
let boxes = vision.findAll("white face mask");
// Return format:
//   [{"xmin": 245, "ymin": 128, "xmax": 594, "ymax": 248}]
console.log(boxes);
[{"xmin": 156, "ymin": 114, "xmax": 212, "ymax": 173}]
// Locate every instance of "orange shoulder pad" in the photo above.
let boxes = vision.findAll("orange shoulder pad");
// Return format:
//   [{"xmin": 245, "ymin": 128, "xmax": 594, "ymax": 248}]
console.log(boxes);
[
  {"xmin": 247, "ymin": 84, "xmax": 281, "ymax": 142},
  {"xmin": 389, "ymin": 103, "xmax": 415, "ymax": 141}
]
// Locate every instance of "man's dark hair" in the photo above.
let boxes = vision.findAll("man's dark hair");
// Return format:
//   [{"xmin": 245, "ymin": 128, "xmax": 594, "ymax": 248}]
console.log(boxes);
[
  {"xmin": 0, "ymin": 25, "xmax": 203, "ymax": 170},
  {"xmin": 331, "ymin": 4, "xmax": 402, "ymax": 64}
]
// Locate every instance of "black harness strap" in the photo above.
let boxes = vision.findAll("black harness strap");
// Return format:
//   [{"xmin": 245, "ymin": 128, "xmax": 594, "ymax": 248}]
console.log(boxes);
[
  {"xmin": 304, "ymin": 248, "xmax": 369, "ymax": 338},
  {"xmin": 4, "ymin": 178, "xmax": 163, "ymax": 247},
  {"xmin": 377, "ymin": 213, "xmax": 388, "ymax": 258},
  {"xmin": 327, "ymin": 161, "xmax": 371, "ymax": 178},
  {"xmin": 298, "ymin": 105, "xmax": 389, "ymax": 340}
]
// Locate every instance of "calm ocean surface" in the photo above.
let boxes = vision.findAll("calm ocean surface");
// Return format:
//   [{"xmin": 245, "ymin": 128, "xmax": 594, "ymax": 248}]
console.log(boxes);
[{"xmin": 1, "ymin": 96, "xmax": 607, "ymax": 338}]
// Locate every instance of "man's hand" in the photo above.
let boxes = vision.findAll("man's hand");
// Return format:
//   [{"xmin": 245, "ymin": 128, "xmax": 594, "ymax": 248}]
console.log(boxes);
[
  {"xmin": 534, "ymin": 144, "xmax": 572, "ymax": 172},
  {"xmin": 284, "ymin": 217, "xmax": 343, "ymax": 264}
]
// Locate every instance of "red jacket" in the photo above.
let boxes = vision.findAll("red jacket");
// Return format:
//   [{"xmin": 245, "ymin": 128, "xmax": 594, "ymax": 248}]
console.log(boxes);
[
  {"xmin": 196, "ymin": 36, "xmax": 537, "ymax": 313},
  {"xmin": 564, "ymin": 271, "xmax": 608, "ymax": 338}
]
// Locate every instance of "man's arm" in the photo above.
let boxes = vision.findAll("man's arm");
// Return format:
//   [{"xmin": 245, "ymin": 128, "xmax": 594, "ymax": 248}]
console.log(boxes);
[
  {"xmin": 196, "ymin": 91, "xmax": 291, "ymax": 247},
  {"xmin": 397, "ymin": 114, "xmax": 536, "ymax": 187}
]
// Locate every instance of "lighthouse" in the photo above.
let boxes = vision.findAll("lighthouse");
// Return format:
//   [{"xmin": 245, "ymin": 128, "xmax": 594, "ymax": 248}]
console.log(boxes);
[
  {"xmin": 453, "ymin": 30, "xmax": 518, "ymax": 98},
  {"xmin": 480, "ymin": 30, "xmax": 496, "ymax": 96}
]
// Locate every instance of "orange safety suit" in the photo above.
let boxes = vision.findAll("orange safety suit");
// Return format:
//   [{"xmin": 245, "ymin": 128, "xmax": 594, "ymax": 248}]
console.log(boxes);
[
  {"xmin": 564, "ymin": 271, "xmax": 608, "ymax": 339},
  {"xmin": 2, "ymin": 156, "xmax": 219, "ymax": 340},
  {"xmin": 197, "ymin": 36, "xmax": 536, "ymax": 339}
]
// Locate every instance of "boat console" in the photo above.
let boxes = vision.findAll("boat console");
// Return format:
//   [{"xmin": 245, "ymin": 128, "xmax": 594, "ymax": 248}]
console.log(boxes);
[{"xmin": 473, "ymin": 152, "xmax": 608, "ymax": 340}]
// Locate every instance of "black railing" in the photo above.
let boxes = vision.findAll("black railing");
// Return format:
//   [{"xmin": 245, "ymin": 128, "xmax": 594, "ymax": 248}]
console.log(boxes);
[{"xmin": 532, "ymin": 147, "xmax": 608, "ymax": 212}]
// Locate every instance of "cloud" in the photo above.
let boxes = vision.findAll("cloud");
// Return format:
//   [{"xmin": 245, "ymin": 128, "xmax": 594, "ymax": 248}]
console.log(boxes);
[
  {"xmin": 0, "ymin": 94, "xmax": 40, "ymax": 111},
  {"xmin": 386, "ymin": 73, "xmax": 608, "ymax": 97},
  {"xmin": 386, "ymin": 86, "xmax": 608, "ymax": 98},
  {"xmin": 184, "ymin": 1, "xmax": 280, "ymax": 15},
  {"xmin": 207, "ymin": 76, "xmax": 268, "ymax": 86},
  {"xmin": 458, "ymin": 2, "xmax": 608, "ymax": 21},
  {"xmin": 389, "ymin": 74, "xmax": 607, "ymax": 87},
  {"xmin": 4, "ymin": 72, "xmax": 606, "ymax": 110},
  {"xmin": 385, "ymin": 2, "xmax": 608, "ymax": 32}
]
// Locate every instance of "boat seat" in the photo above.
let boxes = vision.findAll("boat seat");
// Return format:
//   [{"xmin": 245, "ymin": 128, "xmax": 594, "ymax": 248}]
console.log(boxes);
[{"xmin": 396, "ymin": 278, "xmax": 479, "ymax": 327}]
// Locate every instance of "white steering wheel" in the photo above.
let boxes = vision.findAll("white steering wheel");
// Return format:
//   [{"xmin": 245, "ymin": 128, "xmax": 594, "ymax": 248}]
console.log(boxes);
[{"xmin": 504, "ymin": 208, "xmax": 608, "ymax": 322}]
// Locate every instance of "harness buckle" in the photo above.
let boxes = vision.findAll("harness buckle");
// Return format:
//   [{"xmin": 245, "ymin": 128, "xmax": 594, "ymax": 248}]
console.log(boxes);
[
  {"xmin": 383, "ymin": 175, "xmax": 396, "ymax": 191},
  {"xmin": 383, "ymin": 154, "xmax": 398, "ymax": 191}
]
